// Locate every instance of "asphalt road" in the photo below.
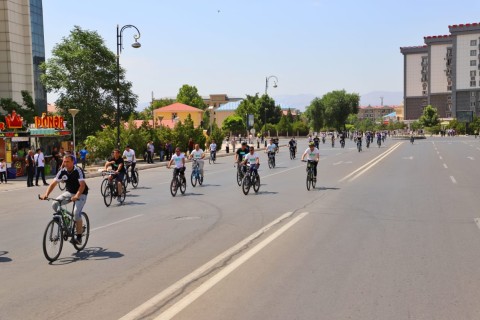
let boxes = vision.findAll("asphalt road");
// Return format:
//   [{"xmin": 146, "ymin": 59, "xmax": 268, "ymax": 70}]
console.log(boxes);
[{"xmin": 2, "ymin": 136, "xmax": 480, "ymax": 320}]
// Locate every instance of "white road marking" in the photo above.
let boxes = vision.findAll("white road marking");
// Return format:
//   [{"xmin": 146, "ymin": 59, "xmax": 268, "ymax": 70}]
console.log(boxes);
[
  {"xmin": 152, "ymin": 212, "xmax": 310, "ymax": 320},
  {"xmin": 443, "ymin": 163, "xmax": 448, "ymax": 169},
  {"xmin": 439, "ymin": 156, "xmax": 443, "ymax": 160},
  {"xmin": 467, "ymin": 156, "xmax": 475, "ymax": 160},
  {"xmin": 90, "ymin": 214, "xmax": 144, "ymax": 232},
  {"xmin": 474, "ymin": 218, "xmax": 480, "ymax": 230},
  {"xmin": 333, "ymin": 161, "xmax": 343, "ymax": 166},
  {"xmin": 450, "ymin": 176, "xmax": 457, "ymax": 184},
  {"xmin": 339, "ymin": 142, "xmax": 402, "ymax": 183},
  {"xmin": 436, "ymin": 151, "xmax": 440, "ymax": 154},
  {"xmin": 120, "ymin": 211, "xmax": 298, "ymax": 320},
  {"xmin": 402, "ymin": 156, "xmax": 413, "ymax": 160}
]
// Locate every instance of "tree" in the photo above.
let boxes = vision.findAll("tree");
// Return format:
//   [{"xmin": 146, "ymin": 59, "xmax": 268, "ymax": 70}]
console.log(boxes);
[
  {"xmin": 176, "ymin": 84, "xmax": 207, "ymax": 110},
  {"xmin": 305, "ymin": 97, "xmax": 325, "ymax": 132},
  {"xmin": 222, "ymin": 115, "xmax": 245, "ymax": 135},
  {"xmin": 40, "ymin": 26, "xmax": 138, "ymax": 142},
  {"xmin": 257, "ymin": 94, "xmax": 281, "ymax": 129},
  {"xmin": 235, "ymin": 94, "xmax": 259, "ymax": 130},
  {"xmin": 137, "ymin": 98, "xmax": 175, "ymax": 120},
  {"xmin": 0, "ymin": 91, "xmax": 37, "ymax": 123},
  {"xmin": 276, "ymin": 115, "xmax": 293, "ymax": 135},
  {"xmin": 321, "ymin": 90, "xmax": 360, "ymax": 130},
  {"xmin": 419, "ymin": 105, "xmax": 440, "ymax": 128},
  {"xmin": 207, "ymin": 122, "xmax": 225, "ymax": 151}
]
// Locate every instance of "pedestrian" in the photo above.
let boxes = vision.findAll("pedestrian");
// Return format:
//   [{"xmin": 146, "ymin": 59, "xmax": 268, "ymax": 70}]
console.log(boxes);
[
  {"xmin": 25, "ymin": 150, "xmax": 35, "ymax": 187},
  {"xmin": 79, "ymin": 146, "xmax": 89, "ymax": 170},
  {"xmin": 188, "ymin": 138, "xmax": 194, "ymax": 155},
  {"xmin": 49, "ymin": 156, "xmax": 57, "ymax": 176},
  {"xmin": 34, "ymin": 148, "xmax": 49, "ymax": 186},
  {"xmin": 0, "ymin": 158, "xmax": 7, "ymax": 183},
  {"xmin": 146, "ymin": 141, "xmax": 154, "ymax": 163}
]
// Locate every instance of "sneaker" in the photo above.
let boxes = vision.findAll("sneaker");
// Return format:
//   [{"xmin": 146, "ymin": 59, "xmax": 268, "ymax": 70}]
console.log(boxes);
[
  {"xmin": 117, "ymin": 197, "xmax": 121, "ymax": 203},
  {"xmin": 71, "ymin": 235, "xmax": 82, "ymax": 245}
]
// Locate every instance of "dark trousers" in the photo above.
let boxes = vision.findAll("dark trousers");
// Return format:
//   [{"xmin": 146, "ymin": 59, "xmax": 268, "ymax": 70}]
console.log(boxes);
[
  {"xmin": 27, "ymin": 168, "xmax": 34, "ymax": 186},
  {"xmin": 36, "ymin": 166, "xmax": 47, "ymax": 185},
  {"xmin": 147, "ymin": 151, "xmax": 153, "ymax": 163},
  {"xmin": 0, "ymin": 171, "xmax": 6, "ymax": 183}
]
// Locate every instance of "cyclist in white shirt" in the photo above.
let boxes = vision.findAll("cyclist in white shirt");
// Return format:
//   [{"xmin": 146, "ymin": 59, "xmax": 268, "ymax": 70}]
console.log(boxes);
[
  {"xmin": 188, "ymin": 144, "xmax": 205, "ymax": 176},
  {"xmin": 243, "ymin": 146, "xmax": 260, "ymax": 176},
  {"xmin": 265, "ymin": 139, "xmax": 277, "ymax": 167},
  {"xmin": 301, "ymin": 142, "xmax": 320, "ymax": 182},
  {"xmin": 122, "ymin": 145, "xmax": 137, "ymax": 178},
  {"xmin": 167, "ymin": 147, "xmax": 186, "ymax": 178},
  {"xmin": 209, "ymin": 140, "xmax": 217, "ymax": 161}
]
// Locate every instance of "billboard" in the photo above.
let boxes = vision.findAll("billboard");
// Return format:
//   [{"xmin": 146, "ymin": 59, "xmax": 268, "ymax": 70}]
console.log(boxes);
[{"xmin": 457, "ymin": 111, "xmax": 473, "ymax": 123}]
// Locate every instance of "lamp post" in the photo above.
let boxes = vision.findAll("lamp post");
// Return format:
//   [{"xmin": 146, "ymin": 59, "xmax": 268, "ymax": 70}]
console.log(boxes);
[
  {"xmin": 208, "ymin": 106, "xmax": 214, "ymax": 135},
  {"xmin": 264, "ymin": 75, "xmax": 278, "ymax": 136},
  {"xmin": 68, "ymin": 108, "xmax": 79, "ymax": 154},
  {"xmin": 116, "ymin": 24, "xmax": 141, "ymax": 148}
]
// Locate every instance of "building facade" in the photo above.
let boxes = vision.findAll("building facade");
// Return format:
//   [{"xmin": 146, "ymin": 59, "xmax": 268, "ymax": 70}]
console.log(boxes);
[
  {"xmin": 401, "ymin": 22, "xmax": 480, "ymax": 120},
  {"xmin": 0, "ymin": 0, "xmax": 46, "ymax": 113},
  {"xmin": 357, "ymin": 105, "xmax": 396, "ymax": 121}
]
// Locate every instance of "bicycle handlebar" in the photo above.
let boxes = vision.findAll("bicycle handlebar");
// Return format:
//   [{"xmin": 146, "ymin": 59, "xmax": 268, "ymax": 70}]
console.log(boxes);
[{"xmin": 38, "ymin": 194, "xmax": 72, "ymax": 203}]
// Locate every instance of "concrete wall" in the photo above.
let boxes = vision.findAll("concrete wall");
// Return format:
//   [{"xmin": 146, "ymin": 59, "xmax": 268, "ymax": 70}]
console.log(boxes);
[
  {"xmin": 430, "ymin": 44, "xmax": 450, "ymax": 94},
  {"xmin": 455, "ymin": 33, "xmax": 480, "ymax": 90},
  {"xmin": 406, "ymin": 53, "xmax": 424, "ymax": 97}
]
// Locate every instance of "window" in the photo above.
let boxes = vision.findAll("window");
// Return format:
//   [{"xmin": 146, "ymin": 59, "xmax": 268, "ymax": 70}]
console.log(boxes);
[
  {"xmin": 447, "ymin": 86, "xmax": 452, "ymax": 91},
  {"xmin": 471, "ymin": 70, "xmax": 477, "ymax": 77},
  {"xmin": 471, "ymin": 81, "xmax": 476, "ymax": 87},
  {"xmin": 471, "ymin": 92, "xmax": 476, "ymax": 97},
  {"xmin": 471, "ymin": 40, "xmax": 478, "ymax": 46},
  {"xmin": 471, "ymin": 60, "xmax": 477, "ymax": 66},
  {"xmin": 471, "ymin": 50, "xmax": 478, "ymax": 56},
  {"xmin": 171, "ymin": 113, "xmax": 177, "ymax": 120}
]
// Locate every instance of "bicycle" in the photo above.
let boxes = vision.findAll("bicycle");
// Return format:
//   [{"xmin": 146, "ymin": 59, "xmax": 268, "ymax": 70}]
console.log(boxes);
[
  {"xmin": 267, "ymin": 152, "xmax": 276, "ymax": 169},
  {"xmin": 170, "ymin": 168, "xmax": 186, "ymax": 196},
  {"xmin": 340, "ymin": 139, "xmax": 345, "ymax": 148},
  {"xmin": 40, "ymin": 196, "xmax": 90, "ymax": 262},
  {"xmin": 289, "ymin": 146, "xmax": 296, "ymax": 159},
  {"xmin": 191, "ymin": 159, "xmax": 203, "ymax": 187},
  {"xmin": 235, "ymin": 162, "xmax": 246, "ymax": 186},
  {"xmin": 302, "ymin": 160, "xmax": 317, "ymax": 190},
  {"xmin": 357, "ymin": 140, "xmax": 362, "ymax": 152},
  {"xmin": 125, "ymin": 161, "xmax": 139, "ymax": 189},
  {"xmin": 377, "ymin": 139, "xmax": 381, "ymax": 148},
  {"xmin": 209, "ymin": 150, "xmax": 216, "ymax": 164},
  {"xmin": 101, "ymin": 171, "xmax": 126, "ymax": 207},
  {"xmin": 242, "ymin": 164, "xmax": 260, "ymax": 195}
]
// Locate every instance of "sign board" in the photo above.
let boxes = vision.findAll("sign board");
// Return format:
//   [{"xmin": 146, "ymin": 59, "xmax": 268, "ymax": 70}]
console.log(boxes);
[
  {"xmin": 250, "ymin": 128, "xmax": 256, "ymax": 134},
  {"xmin": 248, "ymin": 114, "xmax": 254, "ymax": 127},
  {"xmin": 457, "ymin": 111, "xmax": 473, "ymax": 123}
]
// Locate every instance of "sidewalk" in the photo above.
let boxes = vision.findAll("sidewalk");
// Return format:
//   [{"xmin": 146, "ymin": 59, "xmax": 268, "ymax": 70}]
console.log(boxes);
[{"xmin": 0, "ymin": 139, "xmax": 289, "ymax": 193}]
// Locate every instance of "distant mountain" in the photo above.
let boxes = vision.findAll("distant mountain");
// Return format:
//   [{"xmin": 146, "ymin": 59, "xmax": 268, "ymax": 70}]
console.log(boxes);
[{"xmin": 360, "ymin": 91, "xmax": 403, "ymax": 106}]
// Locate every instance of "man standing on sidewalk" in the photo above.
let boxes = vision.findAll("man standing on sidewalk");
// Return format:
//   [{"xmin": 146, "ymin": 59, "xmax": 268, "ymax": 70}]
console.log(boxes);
[
  {"xmin": 79, "ymin": 146, "xmax": 89, "ymax": 170},
  {"xmin": 147, "ymin": 141, "xmax": 154, "ymax": 163},
  {"xmin": 34, "ymin": 148, "xmax": 49, "ymax": 186},
  {"xmin": 25, "ymin": 150, "xmax": 35, "ymax": 187}
]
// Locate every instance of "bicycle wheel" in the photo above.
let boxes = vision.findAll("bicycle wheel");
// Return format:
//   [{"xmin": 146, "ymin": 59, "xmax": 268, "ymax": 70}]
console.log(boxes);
[
  {"xmin": 73, "ymin": 212, "xmax": 90, "ymax": 251},
  {"xmin": 58, "ymin": 181, "xmax": 66, "ymax": 191},
  {"xmin": 242, "ymin": 176, "xmax": 251, "ymax": 195},
  {"xmin": 268, "ymin": 158, "xmax": 273, "ymax": 169},
  {"xmin": 312, "ymin": 174, "xmax": 316, "ymax": 189},
  {"xmin": 306, "ymin": 172, "xmax": 312, "ymax": 191},
  {"xmin": 103, "ymin": 184, "xmax": 113, "ymax": 207},
  {"xmin": 199, "ymin": 173, "xmax": 203, "ymax": 186},
  {"xmin": 118, "ymin": 182, "xmax": 126, "ymax": 204},
  {"xmin": 180, "ymin": 176, "xmax": 187, "ymax": 194},
  {"xmin": 100, "ymin": 179, "xmax": 109, "ymax": 196},
  {"xmin": 191, "ymin": 172, "xmax": 197, "ymax": 187},
  {"xmin": 131, "ymin": 169, "xmax": 139, "ymax": 188},
  {"xmin": 209, "ymin": 155, "xmax": 212, "ymax": 164},
  {"xmin": 253, "ymin": 174, "xmax": 260, "ymax": 193},
  {"xmin": 170, "ymin": 178, "xmax": 178, "ymax": 197},
  {"xmin": 43, "ymin": 219, "xmax": 63, "ymax": 262},
  {"xmin": 236, "ymin": 169, "xmax": 242, "ymax": 186}
]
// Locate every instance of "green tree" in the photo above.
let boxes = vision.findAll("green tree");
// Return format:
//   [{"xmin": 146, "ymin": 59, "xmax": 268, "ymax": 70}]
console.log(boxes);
[
  {"xmin": 322, "ymin": 90, "xmax": 360, "ymax": 130},
  {"xmin": 292, "ymin": 120, "xmax": 310, "ymax": 136},
  {"xmin": 276, "ymin": 115, "xmax": 293, "ymax": 135},
  {"xmin": 207, "ymin": 122, "xmax": 225, "ymax": 151},
  {"xmin": 235, "ymin": 94, "xmax": 259, "ymax": 131},
  {"xmin": 419, "ymin": 105, "xmax": 440, "ymax": 128},
  {"xmin": 257, "ymin": 94, "xmax": 281, "ymax": 129},
  {"xmin": 0, "ymin": 90, "xmax": 37, "ymax": 124},
  {"xmin": 176, "ymin": 84, "xmax": 207, "ymax": 110},
  {"xmin": 137, "ymin": 98, "xmax": 175, "ymax": 120},
  {"xmin": 40, "ymin": 26, "xmax": 138, "ymax": 142},
  {"xmin": 305, "ymin": 97, "xmax": 325, "ymax": 132},
  {"xmin": 222, "ymin": 115, "xmax": 245, "ymax": 135}
]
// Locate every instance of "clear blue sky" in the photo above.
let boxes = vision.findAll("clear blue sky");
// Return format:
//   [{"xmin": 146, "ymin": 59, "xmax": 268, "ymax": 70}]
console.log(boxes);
[{"xmin": 43, "ymin": 0, "xmax": 480, "ymax": 107}]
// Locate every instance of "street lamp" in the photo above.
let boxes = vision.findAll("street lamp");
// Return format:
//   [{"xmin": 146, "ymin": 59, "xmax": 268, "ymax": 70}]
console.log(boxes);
[
  {"xmin": 208, "ymin": 105, "xmax": 214, "ymax": 135},
  {"xmin": 264, "ymin": 75, "xmax": 278, "ymax": 135},
  {"xmin": 116, "ymin": 24, "xmax": 141, "ymax": 148},
  {"xmin": 68, "ymin": 108, "xmax": 79, "ymax": 154}
]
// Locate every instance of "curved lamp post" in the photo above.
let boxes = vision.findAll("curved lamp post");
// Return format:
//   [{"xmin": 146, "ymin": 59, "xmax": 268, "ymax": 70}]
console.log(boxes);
[
  {"xmin": 68, "ymin": 108, "xmax": 79, "ymax": 154},
  {"xmin": 116, "ymin": 24, "xmax": 141, "ymax": 148},
  {"xmin": 264, "ymin": 75, "xmax": 279, "ymax": 135}
]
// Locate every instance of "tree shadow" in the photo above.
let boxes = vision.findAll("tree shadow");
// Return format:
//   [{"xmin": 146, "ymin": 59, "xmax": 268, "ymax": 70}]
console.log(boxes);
[
  {"xmin": 122, "ymin": 201, "xmax": 146, "ymax": 206},
  {"xmin": 133, "ymin": 186, "xmax": 151, "ymax": 190},
  {"xmin": 253, "ymin": 191, "xmax": 278, "ymax": 195},
  {"xmin": 314, "ymin": 186, "xmax": 341, "ymax": 191},
  {"xmin": 181, "ymin": 192, "xmax": 204, "ymax": 196},
  {"xmin": 0, "ymin": 251, "xmax": 12, "ymax": 263},
  {"xmin": 197, "ymin": 184, "xmax": 221, "ymax": 187},
  {"xmin": 49, "ymin": 247, "xmax": 124, "ymax": 265}
]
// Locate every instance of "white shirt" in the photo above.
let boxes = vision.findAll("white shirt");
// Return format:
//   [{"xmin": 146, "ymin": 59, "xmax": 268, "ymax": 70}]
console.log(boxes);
[
  {"xmin": 244, "ymin": 152, "xmax": 259, "ymax": 166},
  {"xmin": 0, "ymin": 161, "xmax": 6, "ymax": 172},
  {"xmin": 190, "ymin": 149, "xmax": 204, "ymax": 161},
  {"xmin": 171, "ymin": 153, "xmax": 185, "ymax": 168},
  {"xmin": 209, "ymin": 143, "xmax": 217, "ymax": 151},
  {"xmin": 303, "ymin": 148, "xmax": 320, "ymax": 161},
  {"xmin": 123, "ymin": 149, "xmax": 136, "ymax": 163},
  {"xmin": 266, "ymin": 144, "xmax": 276, "ymax": 152},
  {"xmin": 34, "ymin": 152, "xmax": 45, "ymax": 167}
]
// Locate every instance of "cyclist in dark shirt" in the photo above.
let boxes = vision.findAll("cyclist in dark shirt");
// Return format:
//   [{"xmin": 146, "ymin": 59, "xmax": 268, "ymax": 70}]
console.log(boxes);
[
  {"xmin": 235, "ymin": 142, "xmax": 249, "ymax": 173},
  {"xmin": 41, "ymin": 155, "xmax": 88, "ymax": 245},
  {"xmin": 104, "ymin": 149, "xmax": 126, "ymax": 203}
]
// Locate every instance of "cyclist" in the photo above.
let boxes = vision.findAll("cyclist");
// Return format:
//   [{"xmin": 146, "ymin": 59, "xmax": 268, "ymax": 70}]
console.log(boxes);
[
  {"xmin": 235, "ymin": 142, "xmax": 249, "ymax": 174},
  {"xmin": 209, "ymin": 139, "xmax": 217, "ymax": 161},
  {"xmin": 376, "ymin": 132, "xmax": 382, "ymax": 147},
  {"xmin": 104, "ymin": 149, "xmax": 126, "ymax": 203},
  {"xmin": 331, "ymin": 134, "xmax": 335, "ymax": 148},
  {"xmin": 314, "ymin": 135, "xmax": 321, "ymax": 147},
  {"xmin": 265, "ymin": 139, "xmax": 277, "ymax": 167},
  {"xmin": 40, "ymin": 155, "xmax": 88, "ymax": 245},
  {"xmin": 339, "ymin": 132, "xmax": 345, "ymax": 147},
  {"xmin": 122, "ymin": 145, "xmax": 137, "ymax": 182},
  {"xmin": 188, "ymin": 143, "xmax": 205, "ymax": 176},
  {"xmin": 168, "ymin": 147, "xmax": 186, "ymax": 178},
  {"xmin": 289, "ymin": 138, "xmax": 296, "ymax": 158},
  {"xmin": 301, "ymin": 142, "xmax": 320, "ymax": 182},
  {"xmin": 243, "ymin": 146, "xmax": 260, "ymax": 176}
]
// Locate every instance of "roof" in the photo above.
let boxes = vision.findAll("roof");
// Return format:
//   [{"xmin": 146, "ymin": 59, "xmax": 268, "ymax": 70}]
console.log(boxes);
[
  {"xmin": 217, "ymin": 100, "xmax": 243, "ymax": 111},
  {"xmin": 155, "ymin": 103, "xmax": 203, "ymax": 112},
  {"xmin": 449, "ymin": 22, "xmax": 480, "ymax": 28},
  {"xmin": 424, "ymin": 35, "xmax": 451, "ymax": 39},
  {"xmin": 124, "ymin": 119, "xmax": 177, "ymax": 129},
  {"xmin": 359, "ymin": 105, "xmax": 397, "ymax": 109}
]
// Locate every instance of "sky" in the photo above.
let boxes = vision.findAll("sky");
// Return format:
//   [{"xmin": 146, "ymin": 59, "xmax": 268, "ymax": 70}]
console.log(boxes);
[{"xmin": 42, "ymin": 0, "xmax": 480, "ymax": 109}]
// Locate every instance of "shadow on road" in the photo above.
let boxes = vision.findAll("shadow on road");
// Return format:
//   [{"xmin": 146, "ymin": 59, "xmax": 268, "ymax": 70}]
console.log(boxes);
[
  {"xmin": 314, "ymin": 186, "xmax": 340, "ymax": 191},
  {"xmin": 0, "ymin": 251, "xmax": 12, "ymax": 263},
  {"xmin": 125, "ymin": 194, "xmax": 140, "ymax": 197},
  {"xmin": 133, "ymin": 186, "xmax": 151, "ymax": 190},
  {"xmin": 49, "ymin": 247, "xmax": 124, "ymax": 265},
  {"xmin": 181, "ymin": 192, "xmax": 204, "ymax": 196},
  {"xmin": 121, "ymin": 201, "xmax": 146, "ymax": 206},
  {"xmin": 197, "ymin": 184, "xmax": 221, "ymax": 187},
  {"xmin": 254, "ymin": 191, "xmax": 278, "ymax": 195}
]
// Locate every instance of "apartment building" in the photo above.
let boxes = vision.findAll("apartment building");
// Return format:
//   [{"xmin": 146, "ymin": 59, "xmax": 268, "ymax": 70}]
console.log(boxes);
[
  {"xmin": 357, "ymin": 105, "xmax": 396, "ymax": 121},
  {"xmin": 401, "ymin": 22, "xmax": 480, "ymax": 120}
]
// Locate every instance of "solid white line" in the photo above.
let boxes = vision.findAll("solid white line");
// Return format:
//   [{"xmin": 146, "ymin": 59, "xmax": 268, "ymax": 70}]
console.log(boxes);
[
  {"xmin": 333, "ymin": 161, "xmax": 343, "ymax": 166},
  {"xmin": 474, "ymin": 218, "xmax": 480, "ymax": 230},
  {"xmin": 450, "ymin": 176, "xmax": 457, "ymax": 184},
  {"xmin": 443, "ymin": 163, "xmax": 448, "ymax": 169},
  {"xmin": 439, "ymin": 156, "xmax": 443, "ymax": 160},
  {"xmin": 339, "ymin": 142, "xmax": 402, "ymax": 182},
  {"xmin": 153, "ymin": 212, "xmax": 310, "ymax": 320},
  {"xmin": 120, "ymin": 211, "xmax": 295, "ymax": 320},
  {"xmin": 90, "ymin": 214, "xmax": 144, "ymax": 232}
]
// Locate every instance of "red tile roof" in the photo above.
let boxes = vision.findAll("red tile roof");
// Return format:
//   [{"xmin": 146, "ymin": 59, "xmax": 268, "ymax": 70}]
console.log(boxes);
[
  {"xmin": 155, "ymin": 103, "xmax": 203, "ymax": 112},
  {"xmin": 124, "ymin": 119, "xmax": 177, "ymax": 129},
  {"xmin": 424, "ymin": 35, "xmax": 451, "ymax": 39},
  {"xmin": 449, "ymin": 22, "xmax": 480, "ymax": 28}
]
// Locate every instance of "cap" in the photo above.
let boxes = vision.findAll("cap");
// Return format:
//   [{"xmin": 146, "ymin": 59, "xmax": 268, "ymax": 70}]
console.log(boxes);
[{"xmin": 309, "ymin": 142, "xmax": 315, "ymax": 146}]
